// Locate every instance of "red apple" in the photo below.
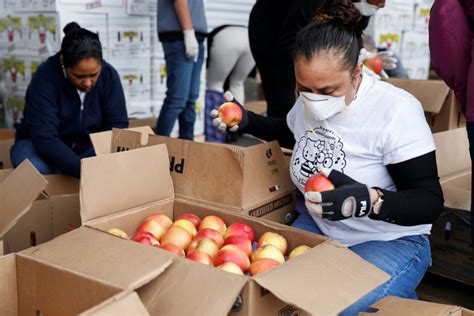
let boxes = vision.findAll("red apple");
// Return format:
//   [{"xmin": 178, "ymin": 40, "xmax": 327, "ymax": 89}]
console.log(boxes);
[
  {"xmin": 186, "ymin": 237, "xmax": 219, "ymax": 258},
  {"xmin": 194, "ymin": 228, "xmax": 225, "ymax": 248},
  {"xmin": 160, "ymin": 226, "xmax": 192, "ymax": 250},
  {"xmin": 135, "ymin": 219, "xmax": 166, "ymax": 240},
  {"xmin": 214, "ymin": 244, "xmax": 251, "ymax": 272},
  {"xmin": 257, "ymin": 232, "xmax": 288, "ymax": 255},
  {"xmin": 145, "ymin": 213, "xmax": 173, "ymax": 230},
  {"xmin": 107, "ymin": 228, "xmax": 128, "ymax": 239},
  {"xmin": 224, "ymin": 222, "xmax": 255, "ymax": 243},
  {"xmin": 186, "ymin": 250, "xmax": 213, "ymax": 265},
  {"xmin": 175, "ymin": 213, "xmax": 201, "ymax": 228},
  {"xmin": 251, "ymin": 245, "xmax": 285, "ymax": 264},
  {"xmin": 217, "ymin": 262, "xmax": 244, "ymax": 275},
  {"xmin": 288, "ymin": 245, "xmax": 311, "ymax": 260},
  {"xmin": 131, "ymin": 232, "xmax": 160, "ymax": 247},
  {"xmin": 304, "ymin": 173, "xmax": 335, "ymax": 193},
  {"xmin": 363, "ymin": 57, "xmax": 384, "ymax": 75},
  {"xmin": 173, "ymin": 219, "xmax": 197, "ymax": 236},
  {"xmin": 224, "ymin": 235, "xmax": 252, "ymax": 257},
  {"xmin": 218, "ymin": 102, "xmax": 242, "ymax": 127},
  {"xmin": 250, "ymin": 258, "xmax": 280, "ymax": 276},
  {"xmin": 159, "ymin": 244, "xmax": 185, "ymax": 257},
  {"xmin": 198, "ymin": 215, "xmax": 227, "ymax": 236}
]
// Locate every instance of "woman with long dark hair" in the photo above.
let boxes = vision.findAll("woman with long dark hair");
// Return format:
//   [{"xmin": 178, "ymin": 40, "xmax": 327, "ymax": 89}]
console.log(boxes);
[{"xmin": 11, "ymin": 22, "xmax": 128, "ymax": 178}]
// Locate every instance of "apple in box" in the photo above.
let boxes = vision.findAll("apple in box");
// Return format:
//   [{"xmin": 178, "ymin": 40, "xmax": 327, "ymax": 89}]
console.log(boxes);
[
  {"xmin": 250, "ymin": 258, "xmax": 280, "ymax": 276},
  {"xmin": 218, "ymin": 102, "xmax": 242, "ymax": 127},
  {"xmin": 107, "ymin": 228, "xmax": 128, "ymax": 239},
  {"xmin": 175, "ymin": 213, "xmax": 201, "ymax": 228},
  {"xmin": 132, "ymin": 232, "xmax": 160, "ymax": 247},
  {"xmin": 135, "ymin": 219, "xmax": 166, "ymax": 240},
  {"xmin": 251, "ymin": 244, "xmax": 285, "ymax": 264},
  {"xmin": 304, "ymin": 173, "xmax": 335, "ymax": 193},
  {"xmin": 198, "ymin": 215, "xmax": 227, "ymax": 236},
  {"xmin": 214, "ymin": 244, "xmax": 251, "ymax": 272},
  {"xmin": 187, "ymin": 237, "xmax": 219, "ymax": 258},
  {"xmin": 160, "ymin": 226, "xmax": 192, "ymax": 250},
  {"xmin": 289, "ymin": 245, "xmax": 311, "ymax": 260},
  {"xmin": 223, "ymin": 235, "xmax": 252, "ymax": 257},
  {"xmin": 257, "ymin": 232, "xmax": 288, "ymax": 255},
  {"xmin": 194, "ymin": 228, "xmax": 225, "ymax": 248},
  {"xmin": 173, "ymin": 219, "xmax": 197, "ymax": 236},
  {"xmin": 186, "ymin": 250, "xmax": 213, "ymax": 266},
  {"xmin": 224, "ymin": 222, "xmax": 255, "ymax": 243},
  {"xmin": 145, "ymin": 213, "xmax": 173, "ymax": 230},
  {"xmin": 159, "ymin": 244, "xmax": 185, "ymax": 257},
  {"xmin": 217, "ymin": 262, "xmax": 244, "ymax": 275}
]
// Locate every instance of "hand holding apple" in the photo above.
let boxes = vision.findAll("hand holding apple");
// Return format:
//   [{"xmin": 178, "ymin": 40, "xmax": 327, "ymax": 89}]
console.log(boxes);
[{"xmin": 210, "ymin": 91, "xmax": 248, "ymax": 133}]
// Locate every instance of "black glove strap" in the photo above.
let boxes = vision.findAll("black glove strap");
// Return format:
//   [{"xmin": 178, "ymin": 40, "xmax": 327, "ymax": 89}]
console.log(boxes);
[{"xmin": 320, "ymin": 183, "xmax": 372, "ymax": 221}]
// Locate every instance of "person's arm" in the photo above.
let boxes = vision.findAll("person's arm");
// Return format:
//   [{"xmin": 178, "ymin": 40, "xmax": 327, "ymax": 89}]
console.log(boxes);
[
  {"xmin": 174, "ymin": 0, "xmax": 193, "ymax": 30},
  {"xmin": 369, "ymin": 151, "xmax": 444, "ymax": 226},
  {"xmin": 242, "ymin": 111, "xmax": 295, "ymax": 149},
  {"xmin": 24, "ymin": 79, "xmax": 82, "ymax": 177},
  {"xmin": 101, "ymin": 66, "xmax": 128, "ymax": 130},
  {"xmin": 429, "ymin": 0, "xmax": 471, "ymax": 108}
]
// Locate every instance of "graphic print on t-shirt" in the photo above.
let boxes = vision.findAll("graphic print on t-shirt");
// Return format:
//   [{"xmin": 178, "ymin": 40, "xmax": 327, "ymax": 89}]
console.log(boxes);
[{"xmin": 291, "ymin": 127, "xmax": 346, "ymax": 185}]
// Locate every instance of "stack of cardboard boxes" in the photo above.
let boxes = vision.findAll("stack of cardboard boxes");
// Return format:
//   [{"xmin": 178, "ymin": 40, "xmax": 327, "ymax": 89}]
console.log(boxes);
[{"xmin": 365, "ymin": 0, "xmax": 433, "ymax": 79}]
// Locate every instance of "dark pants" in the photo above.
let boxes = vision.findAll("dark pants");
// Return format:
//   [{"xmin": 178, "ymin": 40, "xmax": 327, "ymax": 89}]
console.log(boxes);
[
  {"xmin": 466, "ymin": 122, "xmax": 474, "ymax": 247},
  {"xmin": 248, "ymin": 4, "xmax": 296, "ymax": 118}
]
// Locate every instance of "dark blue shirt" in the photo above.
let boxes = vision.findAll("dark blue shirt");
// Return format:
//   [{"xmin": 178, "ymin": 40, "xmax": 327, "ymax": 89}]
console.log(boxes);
[{"xmin": 15, "ymin": 53, "xmax": 128, "ymax": 177}]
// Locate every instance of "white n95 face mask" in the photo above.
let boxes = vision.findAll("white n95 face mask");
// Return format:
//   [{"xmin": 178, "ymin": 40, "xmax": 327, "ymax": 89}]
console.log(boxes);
[
  {"xmin": 353, "ymin": 0, "xmax": 379, "ymax": 17},
  {"xmin": 301, "ymin": 91, "xmax": 347, "ymax": 121}
]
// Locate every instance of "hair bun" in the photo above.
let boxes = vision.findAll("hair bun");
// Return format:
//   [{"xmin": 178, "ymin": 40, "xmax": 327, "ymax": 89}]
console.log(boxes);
[
  {"xmin": 314, "ymin": 1, "xmax": 365, "ymax": 36},
  {"xmin": 63, "ymin": 22, "xmax": 82, "ymax": 36}
]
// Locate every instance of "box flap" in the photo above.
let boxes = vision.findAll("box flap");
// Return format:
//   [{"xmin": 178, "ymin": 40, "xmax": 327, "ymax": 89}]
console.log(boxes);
[
  {"xmin": 44, "ymin": 174, "xmax": 79, "ymax": 196},
  {"xmin": 90, "ymin": 126, "xmax": 154, "ymax": 156},
  {"xmin": 80, "ymin": 291, "xmax": 149, "ymax": 316},
  {"xmin": 386, "ymin": 78, "xmax": 449, "ymax": 114},
  {"xmin": 0, "ymin": 160, "xmax": 48, "ymax": 238},
  {"xmin": 19, "ymin": 227, "xmax": 175, "ymax": 291},
  {"xmin": 138, "ymin": 256, "xmax": 247, "ymax": 316},
  {"xmin": 359, "ymin": 296, "xmax": 467, "ymax": 316},
  {"xmin": 0, "ymin": 254, "xmax": 18, "ymax": 316},
  {"xmin": 434, "ymin": 128, "xmax": 471, "ymax": 179},
  {"xmin": 0, "ymin": 169, "xmax": 12, "ymax": 183},
  {"xmin": 253, "ymin": 241, "xmax": 390, "ymax": 315},
  {"xmin": 111, "ymin": 129, "xmax": 295, "ymax": 209},
  {"xmin": 80, "ymin": 144, "xmax": 173, "ymax": 224}
]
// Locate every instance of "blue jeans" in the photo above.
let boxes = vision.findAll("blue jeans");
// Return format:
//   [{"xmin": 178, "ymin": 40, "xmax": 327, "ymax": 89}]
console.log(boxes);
[
  {"xmin": 292, "ymin": 210, "xmax": 432, "ymax": 315},
  {"xmin": 156, "ymin": 41, "xmax": 205, "ymax": 140},
  {"xmin": 10, "ymin": 139, "xmax": 59, "ymax": 175}
]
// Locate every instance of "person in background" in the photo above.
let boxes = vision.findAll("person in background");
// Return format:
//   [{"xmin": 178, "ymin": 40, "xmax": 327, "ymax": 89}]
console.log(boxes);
[
  {"xmin": 155, "ymin": 0, "xmax": 207, "ymax": 140},
  {"xmin": 213, "ymin": 1, "xmax": 443, "ymax": 313},
  {"xmin": 11, "ymin": 22, "xmax": 128, "ymax": 178},
  {"xmin": 429, "ymin": 0, "xmax": 474, "ymax": 248},
  {"xmin": 247, "ymin": 0, "xmax": 389, "ymax": 118},
  {"xmin": 205, "ymin": 25, "xmax": 255, "ymax": 142}
]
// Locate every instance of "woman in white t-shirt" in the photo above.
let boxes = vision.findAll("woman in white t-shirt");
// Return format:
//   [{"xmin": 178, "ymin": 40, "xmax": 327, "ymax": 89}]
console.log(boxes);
[{"xmin": 211, "ymin": 1, "xmax": 443, "ymax": 314}]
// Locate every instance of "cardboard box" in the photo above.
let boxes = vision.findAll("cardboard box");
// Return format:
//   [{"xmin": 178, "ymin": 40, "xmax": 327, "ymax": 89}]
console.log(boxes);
[
  {"xmin": 360, "ymin": 296, "xmax": 474, "ymax": 316},
  {"xmin": 386, "ymin": 78, "xmax": 463, "ymax": 133},
  {"xmin": 430, "ymin": 128, "xmax": 473, "ymax": 285},
  {"xmin": 26, "ymin": 12, "xmax": 108, "ymax": 58},
  {"xmin": 14, "ymin": 0, "xmax": 126, "ymax": 13},
  {"xmin": 111, "ymin": 57, "xmax": 152, "ymax": 117},
  {"xmin": 91, "ymin": 127, "xmax": 297, "ymax": 224},
  {"xmin": 0, "ymin": 128, "xmax": 14, "ymax": 169},
  {"xmin": 108, "ymin": 15, "xmax": 152, "ymax": 58},
  {"xmin": 72, "ymin": 143, "xmax": 389, "ymax": 315},
  {"xmin": 0, "ymin": 14, "xmax": 26, "ymax": 52},
  {"xmin": 0, "ymin": 159, "xmax": 80, "ymax": 255}
]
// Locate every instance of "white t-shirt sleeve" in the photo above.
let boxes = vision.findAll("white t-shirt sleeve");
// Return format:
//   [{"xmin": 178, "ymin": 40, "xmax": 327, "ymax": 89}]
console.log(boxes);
[{"xmin": 382, "ymin": 97, "xmax": 436, "ymax": 165}]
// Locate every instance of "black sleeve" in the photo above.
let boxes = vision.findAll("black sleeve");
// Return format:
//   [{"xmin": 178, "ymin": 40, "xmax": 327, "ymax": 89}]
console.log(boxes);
[
  {"xmin": 241, "ymin": 111, "xmax": 295, "ymax": 149},
  {"xmin": 369, "ymin": 151, "xmax": 444, "ymax": 226}
]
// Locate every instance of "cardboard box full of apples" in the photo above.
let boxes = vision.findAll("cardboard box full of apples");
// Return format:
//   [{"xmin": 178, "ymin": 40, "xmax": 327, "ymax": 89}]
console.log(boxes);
[{"xmin": 76, "ymin": 143, "xmax": 390, "ymax": 315}]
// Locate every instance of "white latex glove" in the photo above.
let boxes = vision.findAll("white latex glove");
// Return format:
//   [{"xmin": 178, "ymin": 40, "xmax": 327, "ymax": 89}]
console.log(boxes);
[
  {"xmin": 183, "ymin": 29, "xmax": 199, "ymax": 62},
  {"xmin": 359, "ymin": 48, "xmax": 398, "ymax": 71}
]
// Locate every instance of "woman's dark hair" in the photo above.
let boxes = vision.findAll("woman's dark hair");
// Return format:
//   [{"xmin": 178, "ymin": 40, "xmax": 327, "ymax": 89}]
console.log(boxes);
[
  {"xmin": 294, "ymin": 0, "xmax": 366, "ymax": 73},
  {"xmin": 60, "ymin": 22, "xmax": 103, "ymax": 68}
]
